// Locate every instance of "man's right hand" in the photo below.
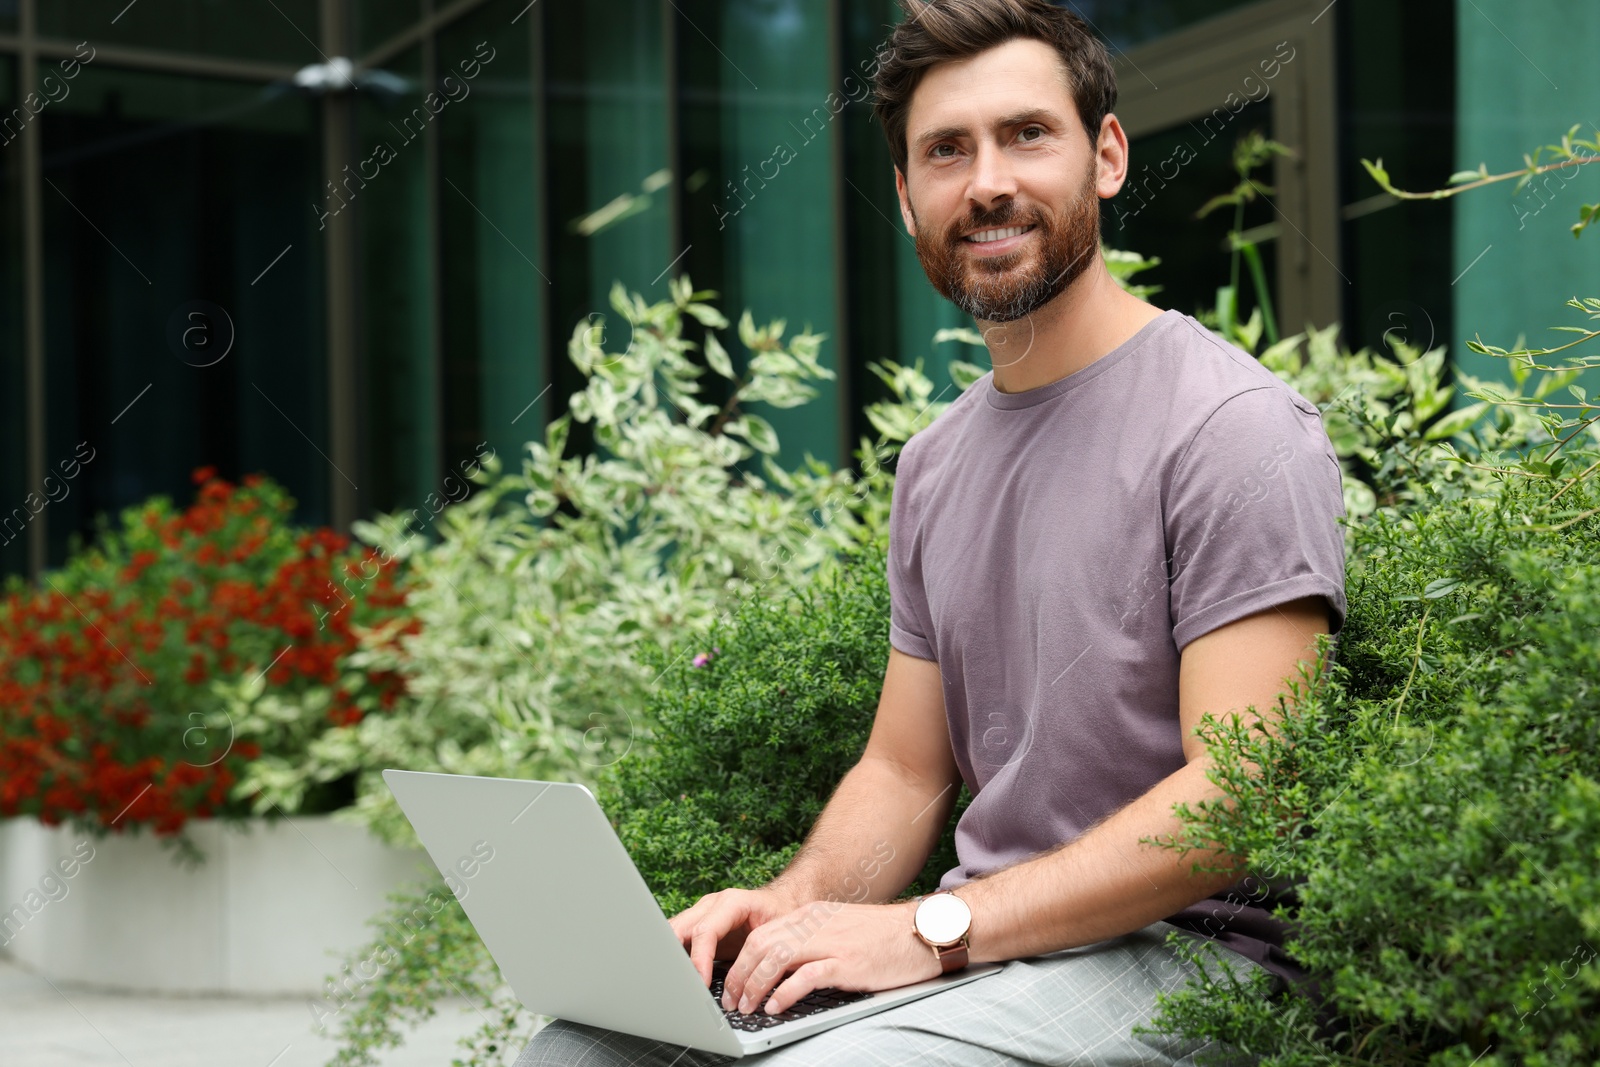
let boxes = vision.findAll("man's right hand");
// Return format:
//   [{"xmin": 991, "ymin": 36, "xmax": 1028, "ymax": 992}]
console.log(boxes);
[{"xmin": 667, "ymin": 886, "xmax": 807, "ymax": 988}]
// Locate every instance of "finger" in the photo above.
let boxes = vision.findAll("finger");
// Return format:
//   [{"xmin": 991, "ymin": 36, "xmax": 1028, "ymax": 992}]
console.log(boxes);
[
  {"xmin": 732, "ymin": 939, "xmax": 798, "ymax": 1015},
  {"xmin": 720, "ymin": 929, "xmax": 762, "ymax": 1010},
  {"xmin": 688, "ymin": 904, "xmax": 742, "ymax": 988},
  {"xmin": 723, "ymin": 899, "xmax": 821, "ymax": 1009},
  {"xmin": 763, "ymin": 959, "xmax": 835, "ymax": 1016},
  {"xmin": 667, "ymin": 896, "xmax": 712, "ymax": 945}
]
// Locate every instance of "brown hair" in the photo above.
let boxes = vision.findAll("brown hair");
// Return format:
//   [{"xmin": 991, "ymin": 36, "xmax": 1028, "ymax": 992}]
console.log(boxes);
[{"xmin": 870, "ymin": 0, "xmax": 1117, "ymax": 178}]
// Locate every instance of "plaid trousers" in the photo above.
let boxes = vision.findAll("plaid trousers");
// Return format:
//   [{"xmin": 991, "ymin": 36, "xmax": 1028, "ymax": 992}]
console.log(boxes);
[{"xmin": 512, "ymin": 921, "xmax": 1267, "ymax": 1066}]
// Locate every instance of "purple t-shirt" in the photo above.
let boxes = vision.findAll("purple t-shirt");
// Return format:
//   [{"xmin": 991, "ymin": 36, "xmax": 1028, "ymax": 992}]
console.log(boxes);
[{"xmin": 887, "ymin": 309, "xmax": 1348, "ymax": 986}]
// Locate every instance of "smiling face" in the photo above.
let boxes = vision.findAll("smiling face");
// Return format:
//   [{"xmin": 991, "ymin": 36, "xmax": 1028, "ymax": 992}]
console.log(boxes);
[{"xmin": 896, "ymin": 37, "xmax": 1113, "ymax": 324}]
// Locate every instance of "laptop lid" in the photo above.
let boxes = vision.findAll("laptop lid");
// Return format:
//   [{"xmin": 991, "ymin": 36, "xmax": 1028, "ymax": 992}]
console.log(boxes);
[{"xmin": 382, "ymin": 770, "xmax": 744, "ymax": 1056}]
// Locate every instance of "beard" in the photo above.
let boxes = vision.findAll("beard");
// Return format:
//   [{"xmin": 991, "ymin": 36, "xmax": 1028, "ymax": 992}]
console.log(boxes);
[{"xmin": 912, "ymin": 163, "xmax": 1101, "ymax": 324}]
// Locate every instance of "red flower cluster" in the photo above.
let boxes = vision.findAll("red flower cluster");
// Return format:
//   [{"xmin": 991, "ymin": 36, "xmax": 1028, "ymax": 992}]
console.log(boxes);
[{"xmin": 0, "ymin": 469, "xmax": 417, "ymax": 836}]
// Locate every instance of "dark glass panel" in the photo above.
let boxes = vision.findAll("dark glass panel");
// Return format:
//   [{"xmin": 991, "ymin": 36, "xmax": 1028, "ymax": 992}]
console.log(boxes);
[
  {"xmin": 356, "ymin": 0, "xmax": 423, "ymax": 57},
  {"xmin": 544, "ymin": 0, "xmax": 671, "ymax": 456},
  {"xmin": 1102, "ymin": 101, "xmax": 1278, "ymax": 327},
  {"xmin": 1338, "ymin": 0, "xmax": 1454, "ymax": 357},
  {"xmin": 1063, "ymin": 0, "xmax": 1265, "ymax": 53},
  {"xmin": 40, "ymin": 0, "xmax": 322, "ymax": 67},
  {"xmin": 353, "ymin": 46, "xmax": 438, "ymax": 516},
  {"xmin": 40, "ymin": 64, "xmax": 326, "ymax": 564},
  {"xmin": 436, "ymin": 0, "xmax": 544, "ymax": 474},
  {"xmin": 677, "ymin": 0, "xmax": 843, "ymax": 472},
  {"xmin": 0, "ymin": 55, "xmax": 24, "ymax": 578}
]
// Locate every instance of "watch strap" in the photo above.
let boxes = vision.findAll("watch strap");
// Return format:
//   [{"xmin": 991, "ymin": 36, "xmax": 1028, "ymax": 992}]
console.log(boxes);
[{"xmin": 933, "ymin": 939, "xmax": 969, "ymax": 974}]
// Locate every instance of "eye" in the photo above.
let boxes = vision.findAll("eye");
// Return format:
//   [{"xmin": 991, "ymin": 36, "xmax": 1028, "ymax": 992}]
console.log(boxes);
[
  {"xmin": 930, "ymin": 143, "xmax": 956, "ymax": 159},
  {"xmin": 1018, "ymin": 125, "xmax": 1045, "ymax": 142}
]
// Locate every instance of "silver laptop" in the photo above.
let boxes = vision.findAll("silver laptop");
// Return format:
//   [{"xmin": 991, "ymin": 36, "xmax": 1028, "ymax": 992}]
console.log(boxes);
[{"xmin": 383, "ymin": 769, "xmax": 1002, "ymax": 1057}]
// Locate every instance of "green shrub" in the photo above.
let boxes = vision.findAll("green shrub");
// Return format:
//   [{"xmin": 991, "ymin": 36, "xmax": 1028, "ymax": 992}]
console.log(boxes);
[
  {"xmin": 319, "ymin": 259, "xmax": 1585, "ymax": 1066},
  {"xmin": 319, "ymin": 538, "xmax": 956, "ymax": 1065},
  {"xmin": 1146, "ymin": 315, "xmax": 1600, "ymax": 1064},
  {"xmin": 601, "ymin": 536, "xmax": 965, "ymax": 918},
  {"xmin": 312, "ymin": 271, "xmax": 957, "ymax": 1065},
  {"xmin": 243, "ymin": 277, "xmax": 896, "ymax": 846}
]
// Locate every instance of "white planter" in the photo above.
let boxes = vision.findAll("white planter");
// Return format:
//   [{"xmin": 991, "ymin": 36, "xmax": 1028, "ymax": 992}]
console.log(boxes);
[{"xmin": 0, "ymin": 814, "xmax": 434, "ymax": 995}]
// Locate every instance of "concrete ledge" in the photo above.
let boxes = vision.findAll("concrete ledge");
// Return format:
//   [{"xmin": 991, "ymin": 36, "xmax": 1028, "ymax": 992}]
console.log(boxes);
[{"xmin": 0, "ymin": 814, "xmax": 434, "ymax": 995}]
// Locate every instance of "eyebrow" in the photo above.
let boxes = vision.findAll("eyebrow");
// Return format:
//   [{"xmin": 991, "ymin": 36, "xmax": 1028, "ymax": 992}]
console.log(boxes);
[{"xmin": 911, "ymin": 107, "xmax": 1065, "ymax": 154}]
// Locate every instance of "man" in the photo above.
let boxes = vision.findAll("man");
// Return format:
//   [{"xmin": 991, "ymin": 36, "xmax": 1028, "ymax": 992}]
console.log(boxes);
[{"xmin": 517, "ymin": 1, "xmax": 1345, "ymax": 1063}]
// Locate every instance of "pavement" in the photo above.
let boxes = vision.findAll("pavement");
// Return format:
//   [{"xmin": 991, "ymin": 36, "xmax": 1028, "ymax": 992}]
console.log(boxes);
[{"xmin": 0, "ymin": 956, "xmax": 505, "ymax": 1067}]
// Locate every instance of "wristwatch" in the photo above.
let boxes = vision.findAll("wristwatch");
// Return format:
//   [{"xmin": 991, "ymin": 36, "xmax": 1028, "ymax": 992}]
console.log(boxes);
[{"xmin": 911, "ymin": 888, "xmax": 971, "ymax": 973}]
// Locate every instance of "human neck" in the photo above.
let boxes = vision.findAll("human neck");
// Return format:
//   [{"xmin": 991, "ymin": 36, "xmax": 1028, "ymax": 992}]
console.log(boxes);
[{"xmin": 984, "ymin": 267, "xmax": 1163, "ymax": 395}]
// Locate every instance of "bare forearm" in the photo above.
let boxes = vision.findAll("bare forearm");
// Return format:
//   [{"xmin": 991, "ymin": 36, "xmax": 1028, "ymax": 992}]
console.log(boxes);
[
  {"xmin": 766, "ymin": 756, "xmax": 956, "ymax": 907},
  {"xmin": 957, "ymin": 759, "xmax": 1242, "ymax": 964}
]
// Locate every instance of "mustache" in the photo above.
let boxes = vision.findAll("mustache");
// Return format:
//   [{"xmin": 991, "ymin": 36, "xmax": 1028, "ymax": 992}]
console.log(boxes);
[
  {"xmin": 945, "ymin": 180, "xmax": 1099, "ymax": 242},
  {"xmin": 947, "ymin": 207, "xmax": 1043, "ymax": 240}
]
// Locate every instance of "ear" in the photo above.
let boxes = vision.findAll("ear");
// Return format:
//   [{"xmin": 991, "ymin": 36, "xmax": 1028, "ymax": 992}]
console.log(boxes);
[
  {"xmin": 894, "ymin": 166, "xmax": 917, "ymax": 237},
  {"xmin": 1094, "ymin": 114, "xmax": 1131, "ymax": 199}
]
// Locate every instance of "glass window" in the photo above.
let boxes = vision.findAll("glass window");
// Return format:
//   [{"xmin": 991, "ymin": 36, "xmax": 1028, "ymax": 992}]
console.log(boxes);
[
  {"xmin": 1452, "ymin": 0, "xmax": 1600, "ymax": 394},
  {"xmin": 1337, "ymin": 0, "xmax": 1454, "ymax": 356},
  {"xmin": 1103, "ymin": 102, "xmax": 1278, "ymax": 327},
  {"xmin": 40, "ymin": 64, "xmax": 326, "ymax": 565},
  {"xmin": 544, "ymin": 0, "xmax": 671, "ymax": 455},
  {"xmin": 40, "ymin": 0, "xmax": 322, "ymax": 67},
  {"xmin": 0, "ymin": 54, "xmax": 25, "ymax": 579},
  {"xmin": 678, "ymin": 0, "xmax": 843, "ymax": 472},
  {"xmin": 355, "ymin": 46, "xmax": 438, "ymax": 516},
  {"xmin": 1064, "ymin": 0, "xmax": 1267, "ymax": 53},
  {"xmin": 437, "ymin": 0, "xmax": 544, "ymax": 474},
  {"xmin": 357, "ymin": 0, "xmax": 424, "ymax": 58}
]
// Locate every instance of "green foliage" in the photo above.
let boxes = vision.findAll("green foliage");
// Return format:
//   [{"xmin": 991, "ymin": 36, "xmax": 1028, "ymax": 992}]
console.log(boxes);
[
  {"xmin": 1195, "ymin": 130, "xmax": 1296, "ymax": 221},
  {"xmin": 1363, "ymin": 123, "xmax": 1600, "ymax": 236},
  {"xmin": 1143, "ymin": 316, "xmax": 1600, "ymax": 1064},
  {"xmin": 310, "ymin": 883, "xmax": 540, "ymax": 1067},
  {"xmin": 601, "ymin": 536, "xmax": 966, "ymax": 918},
  {"xmin": 316, "ymin": 280, "xmax": 946, "ymax": 1066},
  {"xmin": 1104, "ymin": 244, "xmax": 1165, "ymax": 301},
  {"xmin": 321, "ymin": 539, "xmax": 958, "ymax": 1066},
  {"xmin": 250, "ymin": 277, "xmax": 894, "ymax": 847},
  {"xmin": 1197, "ymin": 130, "xmax": 1294, "ymax": 345}
]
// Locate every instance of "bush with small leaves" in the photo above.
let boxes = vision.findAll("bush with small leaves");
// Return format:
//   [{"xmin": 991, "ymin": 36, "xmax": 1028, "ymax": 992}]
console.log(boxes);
[
  {"xmin": 601, "ymin": 536, "xmax": 966, "ymax": 919},
  {"xmin": 1144, "ymin": 304, "xmax": 1600, "ymax": 1065},
  {"xmin": 321, "ymin": 538, "xmax": 962, "ymax": 1066}
]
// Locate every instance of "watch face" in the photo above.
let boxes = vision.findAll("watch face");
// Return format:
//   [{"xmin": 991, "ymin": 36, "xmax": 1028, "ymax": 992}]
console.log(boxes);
[{"xmin": 915, "ymin": 892, "xmax": 971, "ymax": 945}]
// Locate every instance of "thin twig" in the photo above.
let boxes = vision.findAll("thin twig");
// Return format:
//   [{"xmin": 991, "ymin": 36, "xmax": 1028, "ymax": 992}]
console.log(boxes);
[
  {"xmin": 1393, "ymin": 603, "xmax": 1431, "ymax": 728},
  {"xmin": 1548, "ymin": 455, "xmax": 1600, "ymax": 503},
  {"xmin": 1518, "ymin": 504, "xmax": 1600, "ymax": 533},
  {"xmin": 1374, "ymin": 153, "xmax": 1600, "ymax": 201}
]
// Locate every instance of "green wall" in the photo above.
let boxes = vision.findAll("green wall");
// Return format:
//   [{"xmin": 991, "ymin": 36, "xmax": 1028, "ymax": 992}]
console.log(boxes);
[{"xmin": 1454, "ymin": 0, "xmax": 1600, "ymax": 399}]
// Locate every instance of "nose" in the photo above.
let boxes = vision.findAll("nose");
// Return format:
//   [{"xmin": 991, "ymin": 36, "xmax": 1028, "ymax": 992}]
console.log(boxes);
[{"xmin": 966, "ymin": 136, "xmax": 1017, "ymax": 211}]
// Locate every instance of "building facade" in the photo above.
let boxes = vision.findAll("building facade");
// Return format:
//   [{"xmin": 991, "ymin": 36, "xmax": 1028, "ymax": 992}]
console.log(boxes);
[{"xmin": 1, "ymin": 0, "xmax": 1595, "ymax": 579}]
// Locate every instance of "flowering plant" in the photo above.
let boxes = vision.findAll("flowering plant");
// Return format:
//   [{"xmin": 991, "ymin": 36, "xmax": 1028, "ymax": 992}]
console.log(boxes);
[
  {"xmin": 0, "ymin": 468, "xmax": 412, "ymax": 847},
  {"xmin": 249, "ymin": 277, "xmax": 894, "ymax": 847}
]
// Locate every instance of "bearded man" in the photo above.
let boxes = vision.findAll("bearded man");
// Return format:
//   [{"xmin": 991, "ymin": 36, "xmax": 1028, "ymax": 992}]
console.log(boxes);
[{"xmin": 517, "ymin": 1, "xmax": 1345, "ymax": 1064}]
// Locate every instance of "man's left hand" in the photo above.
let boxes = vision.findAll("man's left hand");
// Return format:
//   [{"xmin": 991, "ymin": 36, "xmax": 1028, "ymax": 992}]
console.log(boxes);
[{"xmin": 717, "ymin": 899, "xmax": 940, "ymax": 1016}]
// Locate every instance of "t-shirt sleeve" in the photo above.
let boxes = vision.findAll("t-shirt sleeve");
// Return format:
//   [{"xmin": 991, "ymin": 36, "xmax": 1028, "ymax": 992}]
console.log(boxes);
[
  {"xmin": 888, "ymin": 440, "xmax": 937, "ymax": 661},
  {"xmin": 1166, "ymin": 386, "xmax": 1348, "ymax": 653}
]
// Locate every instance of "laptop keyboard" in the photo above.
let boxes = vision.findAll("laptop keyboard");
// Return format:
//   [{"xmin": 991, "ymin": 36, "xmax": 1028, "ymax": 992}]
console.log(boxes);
[{"xmin": 709, "ymin": 960, "xmax": 873, "ymax": 1032}]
